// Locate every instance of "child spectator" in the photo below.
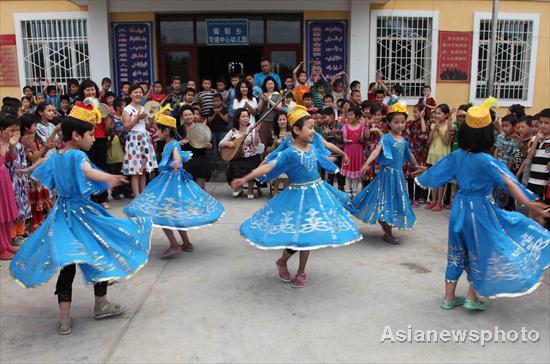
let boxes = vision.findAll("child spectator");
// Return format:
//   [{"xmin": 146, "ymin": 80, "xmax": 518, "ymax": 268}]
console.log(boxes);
[
  {"xmin": 341, "ymin": 106, "xmax": 367, "ymax": 194},
  {"xmin": 44, "ymin": 82, "xmax": 62, "ymax": 110},
  {"xmin": 216, "ymin": 78, "xmax": 230, "ymax": 109},
  {"xmin": 22, "ymin": 86, "xmax": 36, "ymax": 107},
  {"xmin": 310, "ymin": 78, "xmax": 330, "ymax": 110},
  {"xmin": 323, "ymin": 94, "xmax": 338, "ymax": 118},
  {"xmin": 417, "ymin": 85, "xmax": 436, "ymax": 118},
  {"xmin": 292, "ymin": 61, "xmax": 310, "ymax": 106},
  {"xmin": 302, "ymin": 92, "xmax": 316, "ymax": 113},
  {"xmin": 494, "ymin": 114, "xmax": 519, "ymax": 166},
  {"xmin": 426, "ymin": 104, "xmax": 453, "ymax": 211},
  {"xmin": 350, "ymin": 89, "xmax": 362, "ymax": 107},
  {"xmin": 99, "ymin": 77, "xmax": 112, "ymax": 102},
  {"xmin": 508, "ymin": 104, "xmax": 526, "ymax": 120},
  {"xmin": 20, "ymin": 96, "xmax": 32, "ymax": 114},
  {"xmin": 350, "ymin": 80, "xmax": 361, "ymax": 95},
  {"xmin": 527, "ymin": 108, "xmax": 550, "ymax": 202},
  {"xmin": 374, "ymin": 89, "xmax": 389, "ymax": 115},
  {"xmin": 282, "ymin": 74, "xmax": 295, "ymax": 96},
  {"xmin": 106, "ymin": 108, "xmax": 126, "ymax": 201},
  {"xmin": 387, "ymin": 84, "xmax": 403, "ymax": 107},
  {"xmin": 404, "ymin": 104, "xmax": 429, "ymax": 207},
  {"xmin": 120, "ymin": 82, "xmax": 131, "ymax": 104},
  {"xmin": 166, "ymin": 76, "xmax": 185, "ymax": 107},
  {"xmin": 104, "ymin": 91, "xmax": 116, "ymax": 109},
  {"xmin": 331, "ymin": 71, "xmax": 348, "ymax": 101},
  {"xmin": 57, "ymin": 95, "xmax": 72, "ymax": 117},
  {"xmin": 67, "ymin": 79, "xmax": 80, "ymax": 105},
  {"xmin": 198, "ymin": 78, "xmax": 216, "ymax": 118},
  {"xmin": 147, "ymin": 81, "xmax": 167, "ymax": 103},
  {"xmin": 321, "ymin": 107, "xmax": 345, "ymax": 190},
  {"xmin": 338, "ymin": 99, "xmax": 351, "ymax": 121},
  {"xmin": 364, "ymin": 103, "xmax": 387, "ymax": 181},
  {"xmin": 367, "ymin": 82, "xmax": 378, "ymax": 103},
  {"xmin": 207, "ymin": 93, "xmax": 229, "ymax": 161},
  {"xmin": 511, "ymin": 116, "xmax": 534, "ymax": 179}
]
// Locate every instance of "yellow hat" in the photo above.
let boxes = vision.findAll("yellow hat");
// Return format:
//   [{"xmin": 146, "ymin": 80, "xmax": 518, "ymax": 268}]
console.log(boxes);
[
  {"xmin": 388, "ymin": 102, "xmax": 407, "ymax": 114},
  {"xmin": 68, "ymin": 100, "xmax": 101, "ymax": 125},
  {"xmin": 154, "ymin": 103, "xmax": 176, "ymax": 128},
  {"xmin": 466, "ymin": 105, "xmax": 492, "ymax": 128},
  {"xmin": 288, "ymin": 104, "xmax": 311, "ymax": 127}
]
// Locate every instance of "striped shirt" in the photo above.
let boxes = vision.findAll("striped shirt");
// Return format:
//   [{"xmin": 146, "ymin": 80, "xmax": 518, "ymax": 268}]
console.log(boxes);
[
  {"xmin": 198, "ymin": 90, "xmax": 216, "ymax": 117},
  {"xmin": 527, "ymin": 138, "xmax": 550, "ymax": 193}
]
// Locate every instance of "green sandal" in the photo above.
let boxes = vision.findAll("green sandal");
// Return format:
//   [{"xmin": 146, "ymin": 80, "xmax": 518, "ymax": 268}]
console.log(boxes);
[
  {"xmin": 440, "ymin": 296, "xmax": 466, "ymax": 310},
  {"xmin": 463, "ymin": 298, "xmax": 487, "ymax": 311},
  {"xmin": 94, "ymin": 302, "xmax": 127, "ymax": 320}
]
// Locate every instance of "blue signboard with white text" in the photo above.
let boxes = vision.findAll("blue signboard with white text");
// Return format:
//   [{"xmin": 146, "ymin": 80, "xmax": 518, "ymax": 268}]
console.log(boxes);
[
  {"xmin": 112, "ymin": 22, "xmax": 154, "ymax": 92},
  {"xmin": 306, "ymin": 20, "xmax": 348, "ymax": 80},
  {"xmin": 206, "ymin": 19, "xmax": 249, "ymax": 46}
]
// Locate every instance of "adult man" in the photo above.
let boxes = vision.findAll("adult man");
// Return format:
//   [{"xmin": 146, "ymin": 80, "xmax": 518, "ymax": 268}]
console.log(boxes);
[{"xmin": 253, "ymin": 58, "xmax": 282, "ymax": 89}]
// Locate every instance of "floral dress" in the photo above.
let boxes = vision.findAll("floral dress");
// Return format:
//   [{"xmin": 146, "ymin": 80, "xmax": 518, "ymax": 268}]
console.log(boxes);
[
  {"xmin": 25, "ymin": 137, "xmax": 53, "ymax": 226},
  {"xmin": 364, "ymin": 120, "xmax": 387, "ymax": 181},
  {"xmin": 6, "ymin": 143, "xmax": 31, "ymax": 222},
  {"xmin": 403, "ymin": 119, "xmax": 430, "ymax": 177}
]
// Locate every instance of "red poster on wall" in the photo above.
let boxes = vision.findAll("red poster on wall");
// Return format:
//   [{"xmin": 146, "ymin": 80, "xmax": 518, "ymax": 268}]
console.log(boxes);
[
  {"xmin": 0, "ymin": 34, "xmax": 19, "ymax": 87},
  {"xmin": 437, "ymin": 31, "xmax": 472, "ymax": 83}
]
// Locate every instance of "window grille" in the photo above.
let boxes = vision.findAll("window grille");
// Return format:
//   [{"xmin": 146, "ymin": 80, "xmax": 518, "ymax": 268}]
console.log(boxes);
[
  {"xmin": 475, "ymin": 19, "xmax": 534, "ymax": 101},
  {"xmin": 19, "ymin": 18, "xmax": 89, "ymax": 94},
  {"xmin": 373, "ymin": 14, "xmax": 435, "ymax": 98}
]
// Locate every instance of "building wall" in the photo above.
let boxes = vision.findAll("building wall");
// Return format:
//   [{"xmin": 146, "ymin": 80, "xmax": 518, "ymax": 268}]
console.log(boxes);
[
  {"xmin": 0, "ymin": 0, "xmax": 86, "ymax": 99},
  {"xmin": 371, "ymin": 0, "xmax": 550, "ymax": 114}
]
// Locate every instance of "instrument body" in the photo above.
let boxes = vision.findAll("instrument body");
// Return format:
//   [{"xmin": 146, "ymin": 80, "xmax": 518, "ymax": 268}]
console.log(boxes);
[{"xmin": 187, "ymin": 123, "xmax": 212, "ymax": 149}]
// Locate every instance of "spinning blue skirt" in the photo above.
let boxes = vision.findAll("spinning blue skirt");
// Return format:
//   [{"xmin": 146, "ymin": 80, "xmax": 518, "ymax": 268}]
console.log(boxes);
[
  {"xmin": 10, "ymin": 150, "xmax": 152, "ymax": 288},
  {"xmin": 416, "ymin": 149, "xmax": 549, "ymax": 298},
  {"xmin": 124, "ymin": 140, "xmax": 224, "ymax": 230},
  {"xmin": 348, "ymin": 134, "xmax": 416, "ymax": 229},
  {"xmin": 241, "ymin": 146, "xmax": 361, "ymax": 250}
]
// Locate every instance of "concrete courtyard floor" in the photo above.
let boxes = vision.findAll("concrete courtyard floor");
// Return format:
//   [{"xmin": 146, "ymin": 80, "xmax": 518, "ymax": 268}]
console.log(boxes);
[{"xmin": 1, "ymin": 182, "xmax": 549, "ymax": 363}]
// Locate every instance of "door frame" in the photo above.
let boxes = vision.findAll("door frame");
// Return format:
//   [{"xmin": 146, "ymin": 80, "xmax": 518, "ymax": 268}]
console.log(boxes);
[{"xmin": 156, "ymin": 13, "xmax": 303, "ymax": 85}]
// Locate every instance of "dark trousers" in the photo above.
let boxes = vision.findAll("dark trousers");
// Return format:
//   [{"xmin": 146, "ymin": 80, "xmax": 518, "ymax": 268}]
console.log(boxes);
[
  {"xmin": 55, "ymin": 264, "xmax": 108, "ymax": 303},
  {"xmin": 86, "ymin": 138, "xmax": 108, "ymax": 203},
  {"xmin": 106, "ymin": 162, "xmax": 131, "ymax": 197},
  {"xmin": 407, "ymin": 177, "xmax": 428, "ymax": 201}
]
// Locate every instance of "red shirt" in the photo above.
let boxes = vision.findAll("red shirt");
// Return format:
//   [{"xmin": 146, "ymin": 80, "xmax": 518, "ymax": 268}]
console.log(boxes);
[
  {"xmin": 148, "ymin": 93, "xmax": 167, "ymax": 103},
  {"xmin": 418, "ymin": 96, "xmax": 436, "ymax": 117},
  {"xmin": 94, "ymin": 120, "xmax": 106, "ymax": 138}
]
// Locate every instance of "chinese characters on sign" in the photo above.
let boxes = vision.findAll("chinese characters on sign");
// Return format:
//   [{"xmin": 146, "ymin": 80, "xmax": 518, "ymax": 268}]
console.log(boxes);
[
  {"xmin": 0, "ymin": 34, "xmax": 19, "ymax": 87},
  {"xmin": 306, "ymin": 21, "xmax": 348, "ymax": 80},
  {"xmin": 206, "ymin": 20, "xmax": 248, "ymax": 46},
  {"xmin": 437, "ymin": 31, "xmax": 473, "ymax": 82},
  {"xmin": 112, "ymin": 23, "xmax": 154, "ymax": 91}
]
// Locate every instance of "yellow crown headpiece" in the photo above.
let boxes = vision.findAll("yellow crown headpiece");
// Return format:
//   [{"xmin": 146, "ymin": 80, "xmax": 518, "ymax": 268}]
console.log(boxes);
[
  {"xmin": 287, "ymin": 104, "xmax": 311, "ymax": 127},
  {"xmin": 466, "ymin": 97, "xmax": 498, "ymax": 129},
  {"xmin": 388, "ymin": 101, "xmax": 407, "ymax": 114},
  {"xmin": 154, "ymin": 104, "xmax": 176, "ymax": 128},
  {"xmin": 68, "ymin": 98, "xmax": 102, "ymax": 125}
]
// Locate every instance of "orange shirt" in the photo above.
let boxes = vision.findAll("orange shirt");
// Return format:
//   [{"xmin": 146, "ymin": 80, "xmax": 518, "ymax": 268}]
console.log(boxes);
[{"xmin": 294, "ymin": 84, "xmax": 310, "ymax": 105}]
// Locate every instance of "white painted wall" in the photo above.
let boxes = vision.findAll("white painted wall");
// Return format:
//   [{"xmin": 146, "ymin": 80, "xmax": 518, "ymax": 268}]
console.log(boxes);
[
  {"xmin": 87, "ymin": 0, "xmax": 111, "ymax": 84},
  {"xmin": 349, "ymin": 0, "xmax": 371, "ymax": 87}
]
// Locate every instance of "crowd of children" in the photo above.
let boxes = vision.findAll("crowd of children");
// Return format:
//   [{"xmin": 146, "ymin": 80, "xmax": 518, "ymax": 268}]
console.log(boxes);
[{"xmin": 0, "ymin": 60, "xmax": 549, "ymax": 334}]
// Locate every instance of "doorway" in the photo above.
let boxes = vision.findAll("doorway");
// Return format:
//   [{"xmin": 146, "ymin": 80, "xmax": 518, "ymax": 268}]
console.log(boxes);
[{"xmin": 197, "ymin": 46, "xmax": 263, "ymax": 82}]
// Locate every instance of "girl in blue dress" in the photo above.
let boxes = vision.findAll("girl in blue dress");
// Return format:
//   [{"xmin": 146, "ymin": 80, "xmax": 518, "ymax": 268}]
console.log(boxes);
[
  {"xmin": 232, "ymin": 105, "xmax": 362, "ymax": 288},
  {"xmin": 10, "ymin": 102, "xmax": 153, "ymax": 335},
  {"xmin": 348, "ymin": 105, "xmax": 424, "ymax": 244},
  {"xmin": 416, "ymin": 105, "xmax": 550, "ymax": 310},
  {"xmin": 262, "ymin": 115, "xmax": 351, "ymax": 205},
  {"xmin": 124, "ymin": 110, "xmax": 224, "ymax": 259}
]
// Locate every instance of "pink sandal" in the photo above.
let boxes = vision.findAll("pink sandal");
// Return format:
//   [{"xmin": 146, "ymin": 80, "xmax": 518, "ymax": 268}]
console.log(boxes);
[
  {"xmin": 276, "ymin": 260, "xmax": 291, "ymax": 282},
  {"xmin": 291, "ymin": 272, "xmax": 308, "ymax": 288}
]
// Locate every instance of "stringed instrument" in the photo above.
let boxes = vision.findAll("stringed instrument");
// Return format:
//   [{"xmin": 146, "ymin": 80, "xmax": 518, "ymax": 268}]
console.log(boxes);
[{"xmin": 220, "ymin": 92, "xmax": 288, "ymax": 161}]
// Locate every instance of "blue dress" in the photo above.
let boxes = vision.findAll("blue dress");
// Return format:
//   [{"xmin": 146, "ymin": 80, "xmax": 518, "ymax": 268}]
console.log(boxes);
[
  {"xmin": 241, "ymin": 145, "xmax": 362, "ymax": 250},
  {"xmin": 416, "ymin": 149, "xmax": 549, "ymax": 298},
  {"xmin": 10, "ymin": 150, "xmax": 152, "ymax": 288},
  {"xmin": 348, "ymin": 134, "xmax": 415, "ymax": 229},
  {"xmin": 124, "ymin": 140, "xmax": 224, "ymax": 230},
  {"xmin": 263, "ymin": 132, "xmax": 350, "ymax": 205}
]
